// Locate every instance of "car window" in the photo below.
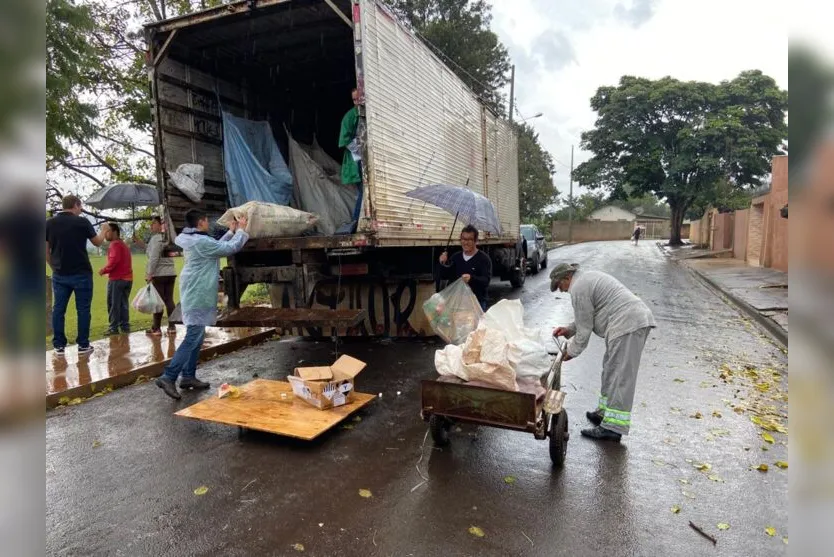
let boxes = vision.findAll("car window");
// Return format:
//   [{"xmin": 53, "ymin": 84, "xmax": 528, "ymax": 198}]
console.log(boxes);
[{"xmin": 521, "ymin": 227, "xmax": 535, "ymax": 241}]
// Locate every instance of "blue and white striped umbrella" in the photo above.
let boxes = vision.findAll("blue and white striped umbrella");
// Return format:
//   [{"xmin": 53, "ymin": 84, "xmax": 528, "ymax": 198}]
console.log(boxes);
[{"xmin": 405, "ymin": 184, "xmax": 502, "ymax": 235}]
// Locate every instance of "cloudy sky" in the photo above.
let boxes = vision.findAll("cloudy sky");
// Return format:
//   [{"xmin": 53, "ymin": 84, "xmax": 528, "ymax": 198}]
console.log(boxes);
[{"xmin": 487, "ymin": 0, "xmax": 789, "ymax": 204}]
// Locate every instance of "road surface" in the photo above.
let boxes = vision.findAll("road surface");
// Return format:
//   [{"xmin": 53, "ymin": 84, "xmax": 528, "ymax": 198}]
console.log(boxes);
[{"xmin": 46, "ymin": 240, "xmax": 788, "ymax": 556}]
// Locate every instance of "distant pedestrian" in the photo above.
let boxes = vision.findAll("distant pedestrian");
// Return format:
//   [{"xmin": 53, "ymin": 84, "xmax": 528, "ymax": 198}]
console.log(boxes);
[
  {"xmin": 46, "ymin": 195, "xmax": 107, "ymax": 356},
  {"xmin": 144, "ymin": 216, "xmax": 177, "ymax": 336},
  {"xmin": 632, "ymin": 226, "xmax": 642, "ymax": 246},
  {"xmin": 550, "ymin": 263, "xmax": 656, "ymax": 442},
  {"xmin": 155, "ymin": 209, "xmax": 249, "ymax": 400},
  {"xmin": 99, "ymin": 222, "xmax": 133, "ymax": 335}
]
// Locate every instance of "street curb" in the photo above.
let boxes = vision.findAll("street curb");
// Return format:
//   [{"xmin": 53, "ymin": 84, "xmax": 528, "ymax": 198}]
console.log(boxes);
[
  {"xmin": 681, "ymin": 261, "xmax": 787, "ymax": 348},
  {"xmin": 46, "ymin": 329, "xmax": 277, "ymax": 409}
]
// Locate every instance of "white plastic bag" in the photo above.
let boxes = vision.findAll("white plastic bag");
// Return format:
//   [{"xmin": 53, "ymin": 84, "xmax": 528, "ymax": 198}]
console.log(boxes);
[
  {"xmin": 434, "ymin": 344, "xmax": 468, "ymax": 380},
  {"xmin": 217, "ymin": 201, "xmax": 318, "ymax": 239},
  {"xmin": 482, "ymin": 299, "xmax": 550, "ymax": 378},
  {"xmin": 422, "ymin": 278, "xmax": 484, "ymax": 345},
  {"xmin": 132, "ymin": 283, "xmax": 165, "ymax": 314},
  {"xmin": 169, "ymin": 163, "xmax": 205, "ymax": 203}
]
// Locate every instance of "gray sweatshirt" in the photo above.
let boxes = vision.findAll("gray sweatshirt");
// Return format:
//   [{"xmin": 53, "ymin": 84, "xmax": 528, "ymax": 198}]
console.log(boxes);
[
  {"xmin": 145, "ymin": 233, "xmax": 177, "ymax": 278},
  {"xmin": 565, "ymin": 270, "xmax": 656, "ymax": 357}
]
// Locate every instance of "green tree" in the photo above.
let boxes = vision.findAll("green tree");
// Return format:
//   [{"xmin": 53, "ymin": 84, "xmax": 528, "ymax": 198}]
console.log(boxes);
[
  {"xmin": 517, "ymin": 123, "xmax": 558, "ymax": 220},
  {"xmin": 574, "ymin": 71, "xmax": 788, "ymax": 245},
  {"xmin": 551, "ymin": 191, "xmax": 607, "ymax": 221},
  {"xmin": 390, "ymin": 0, "xmax": 511, "ymax": 114}
]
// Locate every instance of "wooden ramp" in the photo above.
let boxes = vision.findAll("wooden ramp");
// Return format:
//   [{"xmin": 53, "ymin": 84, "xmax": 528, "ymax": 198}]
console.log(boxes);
[{"xmin": 175, "ymin": 379, "xmax": 375, "ymax": 440}]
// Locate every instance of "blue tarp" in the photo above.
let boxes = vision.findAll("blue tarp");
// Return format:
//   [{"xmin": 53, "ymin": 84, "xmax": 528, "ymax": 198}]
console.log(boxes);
[{"xmin": 222, "ymin": 112, "xmax": 293, "ymax": 207}]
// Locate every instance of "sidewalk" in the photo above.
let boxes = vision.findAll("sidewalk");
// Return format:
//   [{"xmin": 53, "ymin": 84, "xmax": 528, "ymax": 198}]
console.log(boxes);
[{"xmin": 46, "ymin": 325, "xmax": 276, "ymax": 408}]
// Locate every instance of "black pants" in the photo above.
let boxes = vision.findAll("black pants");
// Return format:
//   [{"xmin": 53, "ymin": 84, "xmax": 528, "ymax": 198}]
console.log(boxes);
[
  {"xmin": 107, "ymin": 280, "xmax": 133, "ymax": 333},
  {"xmin": 152, "ymin": 275, "xmax": 177, "ymax": 330}
]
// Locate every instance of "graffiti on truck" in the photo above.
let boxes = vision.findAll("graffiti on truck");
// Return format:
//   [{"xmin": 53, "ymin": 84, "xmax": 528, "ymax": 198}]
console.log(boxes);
[{"xmin": 268, "ymin": 278, "xmax": 436, "ymax": 337}]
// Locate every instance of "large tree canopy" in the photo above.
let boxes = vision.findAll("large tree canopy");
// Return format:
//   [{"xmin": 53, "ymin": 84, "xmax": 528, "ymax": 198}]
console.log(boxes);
[
  {"xmin": 574, "ymin": 70, "xmax": 788, "ymax": 244},
  {"xmin": 517, "ymin": 123, "xmax": 557, "ymax": 221}
]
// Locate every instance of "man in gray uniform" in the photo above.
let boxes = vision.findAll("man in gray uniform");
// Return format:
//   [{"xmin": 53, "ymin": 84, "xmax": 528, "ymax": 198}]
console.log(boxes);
[{"xmin": 550, "ymin": 263, "xmax": 656, "ymax": 442}]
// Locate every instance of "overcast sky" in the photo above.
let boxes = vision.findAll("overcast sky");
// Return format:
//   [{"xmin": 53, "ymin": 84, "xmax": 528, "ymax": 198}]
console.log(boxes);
[{"xmin": 488, "ymin": 0, "xmax": 790, "ymax": 205}]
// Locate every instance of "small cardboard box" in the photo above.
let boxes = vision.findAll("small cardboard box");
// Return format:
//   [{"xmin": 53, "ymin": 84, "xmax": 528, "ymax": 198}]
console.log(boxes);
[{"xmin": 287, "ymin": 355, "xmax": 367, "ymax": 410}]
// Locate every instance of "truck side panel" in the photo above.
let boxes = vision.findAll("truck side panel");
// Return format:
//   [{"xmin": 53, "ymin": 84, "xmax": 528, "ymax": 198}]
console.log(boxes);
[{"xmin": 360, "ymin": 0, "xmax": 517, "ymax": 243}]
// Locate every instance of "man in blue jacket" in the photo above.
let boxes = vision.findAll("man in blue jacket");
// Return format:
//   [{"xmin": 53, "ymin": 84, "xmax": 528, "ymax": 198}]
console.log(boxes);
[{"xmin": 155, "ymin": 209, "xmax": 249, "ymax": 400}]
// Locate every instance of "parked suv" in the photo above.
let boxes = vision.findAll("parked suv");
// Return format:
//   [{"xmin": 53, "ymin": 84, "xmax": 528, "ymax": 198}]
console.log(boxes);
[{"xmin": 520, "ymin": 224, "xmax": 548, "ymax": 274}]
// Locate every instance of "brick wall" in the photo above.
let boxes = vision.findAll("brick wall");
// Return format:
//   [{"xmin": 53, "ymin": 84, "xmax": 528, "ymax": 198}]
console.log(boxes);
[{"xmin": 551, "ymin": 220, "xmax": 633, "ymax": 242}]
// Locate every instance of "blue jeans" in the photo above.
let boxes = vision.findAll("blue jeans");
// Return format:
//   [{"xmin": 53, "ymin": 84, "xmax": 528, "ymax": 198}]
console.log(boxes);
[
  {"xmin": 106, "ymin": 280, "xmax": 132, "ymax": 333},
  {"xmin": 162, "ymin": 325, "xmax": 206, "ymax": 381},
  {"xmin": 51, "ymin": 273, "xmax": 93, "ymax": 349}
]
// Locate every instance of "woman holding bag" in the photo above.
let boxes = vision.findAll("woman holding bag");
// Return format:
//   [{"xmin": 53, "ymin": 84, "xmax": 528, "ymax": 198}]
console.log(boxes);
[{"xmin": 144, "ymin": 216, "xmax": 178, "ymax": 336}]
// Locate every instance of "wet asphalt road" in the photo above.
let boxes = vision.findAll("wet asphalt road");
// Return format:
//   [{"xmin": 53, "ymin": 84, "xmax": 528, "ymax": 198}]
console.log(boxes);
[{"xmin": 46, "ymin": 241, "xmax": 788, "ymax": 556}]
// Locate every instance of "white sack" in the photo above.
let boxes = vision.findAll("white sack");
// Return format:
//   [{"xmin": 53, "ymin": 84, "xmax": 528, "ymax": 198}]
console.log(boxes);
[
  {"xmin": 434, "ymin": 344, "xmax": 468, "ymax": 380},
  {"xmin": 169, "ymin": 163, "xmax": 205, "ymax": 203},
  {"xmin": 217, "ymin": 201, "xmax": 318, "ymax": 239}
]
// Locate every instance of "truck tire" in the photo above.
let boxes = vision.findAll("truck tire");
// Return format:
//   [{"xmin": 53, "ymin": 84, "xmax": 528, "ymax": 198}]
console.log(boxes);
[{"xmin": 510, "ymin": 260, "xmax": 526, "ymax": 288}]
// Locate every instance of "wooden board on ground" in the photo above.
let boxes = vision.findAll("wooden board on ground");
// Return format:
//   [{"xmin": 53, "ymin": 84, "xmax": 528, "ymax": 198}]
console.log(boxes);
[{"xmin": 175, "ymin": 379, "xmax": 375, "ymax": 440}]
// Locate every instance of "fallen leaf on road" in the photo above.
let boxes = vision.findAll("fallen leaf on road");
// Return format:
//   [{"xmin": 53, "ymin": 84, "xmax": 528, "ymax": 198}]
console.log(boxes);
[
  {"xmin": 682, "ymin": 490, "xmax": 696, "ymax": 500},
  {"xmin": 193, "ymin": 486, "xmax": 209, "ymax": 496},
  {"xmin": 712, "ymin": 410, "xmax": 722, "ymax": 418},
  {"xmin": 762, "ymin": 433, "xmax": 775, "ymax": 444},
  {"xmin": 468, "ymin": 526, "xmax": 485, "ymax": 538},
  {"xmin": 691, "ymin": 412, "xmax": 703, "ymax": 419},
  {"xmin": 707, "ymin": 474, "xmax": 724, "ymax": 483},
  {"xmin": 670, "ymin": 407, "xmax": 682, "ymax": 414},
  {"xmin": 717, "ymin": 523, "xmax": 730, "ymax": 531},
  {"xmin": 782, "ymin": 537, "xmax": 788, "ymax": 545},
  {"xmin": 755, "ymin": 464, "xmax": 769, "ymax": 472},
  {"xmin": 679, "ymin": 479, "xmax": 689, "ymax": 485},
  {"xmin": 341, "ymin": 424, "xmax": 354, "ymax": 430},
  {"xmin": 765, "ymin": 526, "xmax": 776, "ymax": 537},
  {"xmin": 67, "ymin": 397, "xmax": 84, "ymax": 406},
  {"xmin": 503, "ymin": 476, "xmax": 517, "ymax": 484},
  {"xmin": 671, "ymin": 505, "xmax": 681, "ymax": 514},
  {"xmin": 92, "ymin": 440, "xmax": 101, "ymax": 448},
  {"xmin": 358, "ymin": 489, "xmax": 373, "ymax": 498},
  {"xmin": 693, "ymin": 462, "xmax": 712, "ymax": 472},
  {"xmin": 774, "ymin": 461, "xmax": 788, "ymax": 469},
  {"xmin": 761, "ymin": 445, "xmax": 769, "ymax": 452},
  {"xmin": 673, "ymin": 378, "xmax": 685, "ymax": 383},
  {"xmin": 652, "ymin": 459, "xmax": 666, "ymax": 467},
  {"xmin": 292, "ymin": 543, "xmax": 305, "ymax": 552}
]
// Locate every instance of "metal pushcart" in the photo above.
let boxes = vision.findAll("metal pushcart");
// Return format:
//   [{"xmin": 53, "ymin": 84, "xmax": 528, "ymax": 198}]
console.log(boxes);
[{"xmin": 420, "ymin": 339, "xmax": 570, "ymax": 466}]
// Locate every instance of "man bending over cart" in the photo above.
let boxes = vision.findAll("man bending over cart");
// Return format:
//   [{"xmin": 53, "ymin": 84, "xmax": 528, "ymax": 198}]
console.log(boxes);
[{"xmin": 550, "ymin": 263, "xmax": 656, "ymax": 442}]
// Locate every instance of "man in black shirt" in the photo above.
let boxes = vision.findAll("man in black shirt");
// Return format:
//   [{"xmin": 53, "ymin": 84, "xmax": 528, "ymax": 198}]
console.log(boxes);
[
  {"xmin": 46, "ymin": 195, "xmax": 106, "ymax": 355},
  {"xmin": 438, "ymin": 224, "xmax": 493, "ymax": 310}
]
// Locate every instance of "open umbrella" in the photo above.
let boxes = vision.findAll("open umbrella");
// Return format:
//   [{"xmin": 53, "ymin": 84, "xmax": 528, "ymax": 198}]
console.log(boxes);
[
  {"xmin": 86, "ymin": 183, "xmax": 161, "ymax": 234},
  {"xmin": 405, "ymin": 183, "xmax": 502, "ymax": 248}
]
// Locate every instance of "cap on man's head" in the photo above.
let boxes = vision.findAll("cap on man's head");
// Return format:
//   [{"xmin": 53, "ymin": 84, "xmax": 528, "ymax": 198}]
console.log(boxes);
[{"xmin": 549, "ymin": 263, "xmax": 579, "ymax": 291}]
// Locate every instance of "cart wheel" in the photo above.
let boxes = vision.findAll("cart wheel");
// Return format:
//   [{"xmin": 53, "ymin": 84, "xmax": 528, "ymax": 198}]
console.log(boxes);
[
  {"xmin": 549, "ymin": 410, "xmax": 568, "ymax": 467},
  {"xmin": 429, "ymin": 415, "xmax": 451, "ymax": 447}
]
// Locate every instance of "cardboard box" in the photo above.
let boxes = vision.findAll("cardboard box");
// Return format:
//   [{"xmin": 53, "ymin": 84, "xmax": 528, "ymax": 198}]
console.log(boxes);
[{"xmin": 287, "ymin": 355, "xmax": 367, "ymax": 410}]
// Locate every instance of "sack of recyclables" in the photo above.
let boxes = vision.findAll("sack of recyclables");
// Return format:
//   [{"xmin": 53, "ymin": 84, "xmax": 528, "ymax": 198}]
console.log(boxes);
[
  {"xmin": 434, "ymin": 299, "xmax": 551, "ymax": 393},
  {"xmin": 217, "ymin": 201, "xmax": 318, "ymax": 239},
  {"xmin": 422, "ymin": 278, "xmax": 484, "ymax": 345}
]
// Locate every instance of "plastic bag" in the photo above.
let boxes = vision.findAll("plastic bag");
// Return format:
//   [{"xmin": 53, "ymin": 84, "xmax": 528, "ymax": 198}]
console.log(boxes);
[
  {"xmin": 482, "ymin": 299, "xmax": 551, "ymax": 378},
  {"xmin": 168, "ymin": 163, "xmax": 205, "ymax": 203},
  {"xmin": 217, "ymin": 201, "xmax": 318, "ymax": 239},
  {"xmin": 422, "ymin": 278, "xmax": 484, "ymax": 345},
  {"xmin": 132, "ymin": 283, "xmax": 165, "ymax": 314}
]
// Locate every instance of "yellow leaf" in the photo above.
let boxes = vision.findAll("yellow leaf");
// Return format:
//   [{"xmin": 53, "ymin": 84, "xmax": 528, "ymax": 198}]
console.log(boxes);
[
  {"xmin": 652, "ymin": 459, "xmax": 666, "ymax": 467},
  {"xmin": 341, "ymin": 424, "xmax": 355, "ymax": 430},
  {"xmin": 193, "ymin": 486, "xmax": 209, "ymax": 496},
  {"xmin": 671, "ymin": 505, "xmax": 681, "ymax": 514},
  {"xmin": 765, "ymin": 526, "xmax": 776, "ymax": 537},
  {"xmin": 782, "ymin": 537, "xmax": 788, "ymax": 545},
  {"xmin": 292, "ymin": 543, "xmax": 305, "ymax": 552},
  {"xmin": 92, "ymin": 440, "xmax": 101, "ymax": 449},
  {"xmin": 673, "ymin": 378, "xmax": 685, "ymax": 383},
  {"xmin": 755, "ymin": 464, "xmax": 769, "ymax": 472},
  {"xmin": 358, "ymin": 489, "xmax": 373, "ymax": 498},
  {"xmin": 58, "ymin": 396, "xmax": 71, "ymax": 405},
  {"xmin": 67, "ymin": 397, "xmax": 84, "ymax": 406},
  {"xmin": 708, "ymin": 474, "xmax": 724, "ymax": 483},
  {"xmin": 682, "ymin": 490, "xmax": 696, "ymax": 500},
  {"xmin": 679, "ymin": 479, "xmax": 689, "ymax": 485},
  {"xmin": 693, "ymin": 462, "xmax": 712, "ymax": 472},
  {"xmin": 774, "ymin": 461, "xmax": 788, "ymax": 469},
  {"xmin": 691, "ymin": 412, "xmax": 703, "ymax": 419},
  {"xmin": 762, "ymin": 433, "xmax": 775, "ymax": 444},
  {"xmin": 717, "ymin": 523, "xmax": 730, "ymax": 531},
  {"xmin": 468, "ymin": 526, "xmax": 485, "ymax": 538},
  {"xmin": 712, "ymin": 410, "xmax": 722, "ymax": 418},
  {"xmin": 504, "ymin": 476, "xmax": 517, "ymax": 484}
]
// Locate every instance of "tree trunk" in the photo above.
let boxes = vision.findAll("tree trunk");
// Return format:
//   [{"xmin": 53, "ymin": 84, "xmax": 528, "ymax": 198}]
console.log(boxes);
[{"xmin": 668, "ymin": 203, "xmax": 687, "ymax": 246}]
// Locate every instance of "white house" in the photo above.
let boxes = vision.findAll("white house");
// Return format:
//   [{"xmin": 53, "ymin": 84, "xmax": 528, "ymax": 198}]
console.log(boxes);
[{"xmin": 589, "ymin": 205, "xmax": 636, "ymax": 222}]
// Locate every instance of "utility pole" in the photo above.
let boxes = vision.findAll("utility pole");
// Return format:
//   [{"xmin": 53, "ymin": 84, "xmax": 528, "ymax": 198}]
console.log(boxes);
[
  {"xmin": 508, "ymin": 65, "xmax": 515, "ymax": 123},
  {"xmin": 568, "ymin": 144, "xmax": 574, "ymax": 244}
]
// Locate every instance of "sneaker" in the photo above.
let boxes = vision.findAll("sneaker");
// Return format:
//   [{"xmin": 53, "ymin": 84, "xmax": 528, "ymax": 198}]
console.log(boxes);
[
  {"xmin": 54, "ymin": 347, "xmax": 66, "ymax": 357},
  {"xmin": 77, "ymin": 345, "xmax": 94, "ymax": 356},
  {"xmin": 586, "ymin": 409, "xmax": 603, "ymax": 426},
  {"xmin": 179, "ymin": 377, "xmax": 210, "ymax": 390},
  {"xmin": 103, "ymin": 330, "xmax": 118, "ymax": 337},
  {"xmin": 146, "ymin": 328, "xmax": 162, "ymax": 336},
  {"xmin": 580, "ymin": 425, "xmax": 622, "ymax": 442},
  {"xmin": 166, "ymin": 326, "xmax": 177, "ymax": 335},
  {"xmin": 155, "ymin": 377, "xmax": 182, "ymax": 400}
]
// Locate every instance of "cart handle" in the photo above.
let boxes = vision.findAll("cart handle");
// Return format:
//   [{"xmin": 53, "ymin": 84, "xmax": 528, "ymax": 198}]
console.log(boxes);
[{"xmin": 548, "ymin": 337, "xmax": 568, "ymax": 359}]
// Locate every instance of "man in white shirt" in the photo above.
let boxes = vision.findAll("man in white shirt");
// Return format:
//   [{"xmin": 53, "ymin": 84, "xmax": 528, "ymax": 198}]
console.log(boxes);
[{"xmin": 550, "ymin": 263, "xmax": 656, "ymax": 442}]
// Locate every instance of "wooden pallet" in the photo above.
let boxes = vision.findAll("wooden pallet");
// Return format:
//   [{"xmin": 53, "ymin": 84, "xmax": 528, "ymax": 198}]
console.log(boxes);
[{"xmin": 175, "ymin": 379, "xmax": 375, "ymax": 440}]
